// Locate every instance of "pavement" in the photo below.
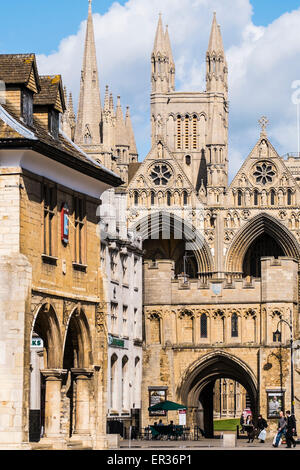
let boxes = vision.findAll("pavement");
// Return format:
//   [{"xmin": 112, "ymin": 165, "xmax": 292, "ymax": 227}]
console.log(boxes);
[{"xmin": 118, "ymin": 437, "xmax": 299, "ymax": 451}]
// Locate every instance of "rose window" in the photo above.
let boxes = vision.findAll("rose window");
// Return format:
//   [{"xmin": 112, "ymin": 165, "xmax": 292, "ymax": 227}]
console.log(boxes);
[
  {"xmin": 253, "ymin": 162, "xmax": 276, "ymax": 185},
  {"xmin": 149, "ymin": 164, "xmax": 172, "ymax": 186}
]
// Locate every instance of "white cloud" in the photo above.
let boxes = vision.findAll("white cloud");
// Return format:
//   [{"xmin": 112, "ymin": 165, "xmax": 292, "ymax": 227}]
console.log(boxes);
[{"xmin": 36, "ymin": 0, "xmax": 300, "ymax": 180}]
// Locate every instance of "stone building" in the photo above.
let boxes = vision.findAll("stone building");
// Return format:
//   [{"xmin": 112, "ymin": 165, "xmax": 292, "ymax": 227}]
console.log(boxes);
[
  {"xmin": 0, "ymin": 54, "xmax": 122, "ymax": 449},
  {"xmin": 213, "ymin": 379, "xmax": 248, "ymax": 419},
  {"xmin": 126, "ymin": 13, "xmax": 300, "ymax": 436}
]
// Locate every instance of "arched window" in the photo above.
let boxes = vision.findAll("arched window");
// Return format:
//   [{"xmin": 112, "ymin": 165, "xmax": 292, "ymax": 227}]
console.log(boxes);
[
  {"xmin": 122, "ymin": 355, "xmax": 129, "ymax": 410},
  {"xmin": 185, "ymin": 115, "xmax": 189, "ymax": 149},
  {"xmin": 134, "ymin": 191, "xmax": 139, "ymax": 206},
  {"xmin": 254, "ymin": 190, "xmax": 259, "ymax": 206},
  {"xmin": 231, "ymin": 313, "xmax": 238, "ymax": 337},
  {"xmin": 237, "ymin": 190, "xmax": 242, "ymax": 206},
  {"xmin": 192, "ymin": 115, "xmax": 197, "ymax": 149},
  {"xmin": 177, "ymin": 116, "xmax": 181, "ymax": 149},
  {"xmin": 183, "ymin": 191, "xmax": 188, "ymax": 206},
  {"xmin": 200, "ymin": 313, "xmax": 207, "ymax": 338},
  {"xmin": 110, "ymin": 354, "xmax": 118, "ymax": 410},
  {"xmin": 287, "ymin": 189, "xmax": 292, "ymax": 205},
  {"xmin": 185, "ymin": 154, "xmax": 191, "ymax": 165},
  {"xmin": 167, "ymin": 191, "xmax": 171, "ymax": 206},
  {"xmin": 270, "ymin": 189, "xmax": 275, "ymax": 206},
  {"xmin": 151, "ymin": 191, "xmax": 155, "ymax": 206}
]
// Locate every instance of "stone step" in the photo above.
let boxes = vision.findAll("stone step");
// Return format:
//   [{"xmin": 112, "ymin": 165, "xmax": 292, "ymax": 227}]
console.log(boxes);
[
  {"xmin": 31, "ymin": 443, "xmax": 54, "ymax": 451},
  {"xmin": 67, "ymin": 441, "xmax": 92, "ymax": 450}
]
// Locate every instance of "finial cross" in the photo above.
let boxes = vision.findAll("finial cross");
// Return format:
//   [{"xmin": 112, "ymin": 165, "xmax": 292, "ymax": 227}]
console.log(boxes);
[{"xmin": 259, "ymin": 116, "xmax": 268, "ymax": 134}]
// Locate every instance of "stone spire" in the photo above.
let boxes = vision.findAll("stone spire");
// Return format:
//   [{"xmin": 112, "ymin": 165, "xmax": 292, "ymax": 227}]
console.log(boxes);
[
  {"xmin": 115, "ymin": 96, "xmax": 128, "ymax": 147},
  {"xmin": 74, "ymin": 0, "xmax": 102, "ymax": 147},
  {"xmin": 153, "ymin": 13, "xmax": 165, "ymax": 55},
  {"xmin": 68, "ymin": 92, "xmax": 76, "ymax": 140},
  {"xmin": 206, "ymin": 12, "xmax": 227, "ymax": 95},
  {"xmin": 125, "ymin": 106, "xmax": 138, "ymax": 160},
  {"xmin": 151, "ymin": 14, "xmax": 169, "ymax": 93},
  {"xmin": 165, "ymin": 25, "xmax": 175, "ymax": 92}
]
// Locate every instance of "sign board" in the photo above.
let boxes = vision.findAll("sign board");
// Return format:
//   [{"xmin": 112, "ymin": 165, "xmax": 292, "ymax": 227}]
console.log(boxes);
[
  {"xmin": 108, "ymin": 335, "xmax": 125, "ymax": 348},
  {"xmin": 61, "ymin": 203, "xmax": 70, "ymax": 244},
  {"xmin": 267, "ymin": 391, "xmax": 285, "ymax": 418},
  {"xmin": 31, "ymin": 337, "xmax": 43, "ymax": 348},
  {"xmin": 149, "ymin": 389, "xmax": 167, "ymax": 416},
  {"xmin": 178, "ymin": 409, "xmax": 186, "ymax": 426}
]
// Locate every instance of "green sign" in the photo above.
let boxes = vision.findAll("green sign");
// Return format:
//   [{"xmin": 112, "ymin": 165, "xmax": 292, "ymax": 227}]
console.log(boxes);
[{"xmin": 108, "ymin": 335, "xmax": 125, "ymax": 348}]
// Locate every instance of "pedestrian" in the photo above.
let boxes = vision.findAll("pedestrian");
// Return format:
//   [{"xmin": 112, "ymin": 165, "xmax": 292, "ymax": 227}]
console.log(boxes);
[
  {"xmin": 256, "ymin": 414, "xmax": 268, "ymax": 443},
  {"xmin": 273, "ymin": 410, "xmax": 286, "ymax": 447},
  {"xmin": 240, "ymin": 412, "xmax": 246, "ymax": 433},
  {"xmin": 245, "ymin": 415, "xmax": 255, "ymax": 443},
  {"xmin": 285, "ymin": 410, "xmax": 297, "ymax": 448}
]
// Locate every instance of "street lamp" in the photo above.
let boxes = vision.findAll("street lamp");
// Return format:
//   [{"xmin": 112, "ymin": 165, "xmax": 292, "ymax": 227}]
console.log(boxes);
[{"xmin": 273, "ymin": 315, "xmax": 295, "ymax": 417}]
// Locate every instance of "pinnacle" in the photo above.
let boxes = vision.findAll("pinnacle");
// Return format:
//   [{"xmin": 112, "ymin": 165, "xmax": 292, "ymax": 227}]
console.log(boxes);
[
  {"xmin": 207, "ymin": 11, "xmax": 224, "ymax": 54},
  {"xmin": 153, "ymin": 12, "xmax": 166, "ymax": 55}
]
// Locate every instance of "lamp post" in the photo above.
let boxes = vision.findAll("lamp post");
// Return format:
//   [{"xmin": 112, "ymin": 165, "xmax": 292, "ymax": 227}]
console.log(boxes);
[{"xmin": 273, "ymin": 313, "xmax": 295, "ymax": 417}]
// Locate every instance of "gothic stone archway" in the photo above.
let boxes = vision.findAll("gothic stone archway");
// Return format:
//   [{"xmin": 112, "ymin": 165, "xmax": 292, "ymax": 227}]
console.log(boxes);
[{"xmin": 178, "ymin": 351, "xmax": 258, "ymax": 437}]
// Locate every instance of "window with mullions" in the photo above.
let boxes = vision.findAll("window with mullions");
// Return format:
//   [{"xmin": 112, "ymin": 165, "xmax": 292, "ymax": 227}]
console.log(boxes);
[
  {"xmin": 74, "ymin": 197, "xmax": 86, "ymax": 265},
  {"xmin": 43, "ymin": 184, "xmax": 56, "ymax": 257}
]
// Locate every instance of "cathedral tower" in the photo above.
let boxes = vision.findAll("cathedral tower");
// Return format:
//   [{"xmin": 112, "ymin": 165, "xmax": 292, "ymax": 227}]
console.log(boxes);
[{"xmin": 150, "ymin": 13, "xmax": 228, "ymax": 200}]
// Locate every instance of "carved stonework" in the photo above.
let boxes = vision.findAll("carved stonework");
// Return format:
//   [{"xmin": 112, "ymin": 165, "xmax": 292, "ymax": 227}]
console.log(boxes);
[
  {"xmin": 224, "ymin": 230, "xmax": 235, "ymax": 243},
  {"xmin": 243, "ymin": 308, "xmax": 257, "ymax": 318},
  {"xmin": 204, "ymin": 229, "xmax": 215, "ymax": 243},
  {"xmin": 63, "ymin": 300, "xmax": 75, "ymax": 326},
  {"xmin": 147, "ymin": 310, "xmax": 162, "ymax": 321},
  {"xmin": 178, "ymin": 308, "xmax": 195, "ymax": 319},
  {"xmin": 96, "ymin": 302, "xmax": 107, "ymax": 333}
]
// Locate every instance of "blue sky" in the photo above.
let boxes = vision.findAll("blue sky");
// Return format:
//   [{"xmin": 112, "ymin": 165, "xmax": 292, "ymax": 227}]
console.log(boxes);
[
  {"xmin": 2, "ymin": 0, "xmax": 300, "ymax": 176},
  {"xmin": 1, "ymin": 0, "xmax": 299, "ymax": 54}
]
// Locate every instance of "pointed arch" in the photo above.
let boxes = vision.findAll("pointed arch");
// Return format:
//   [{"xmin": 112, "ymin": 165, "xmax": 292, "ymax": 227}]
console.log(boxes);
[
  {"xmin": 225, "ymin": 213, "xmax": 300, "ymax": 274},
  {"xmin": 31, "ymin": 303, "xmax": 62, "ymax": 368},
  {"xmin": 131, "ymin": 211, "xmax": 214, "ymax": 276},
  {"xmin": 63, "ymin": 306, "xmax": 93, "ymax": 369},
  {"xmin": 178, "ymin": 350, "xmax": 258, "ymax": 411}
]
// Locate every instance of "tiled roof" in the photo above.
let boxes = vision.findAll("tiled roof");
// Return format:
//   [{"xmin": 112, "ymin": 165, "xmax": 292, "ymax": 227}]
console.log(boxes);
[
  {"xmin": 33, "ymin": 75, "xmax": 66, "ymax": 111},
  {"xmin": 0, "ymin": 54, "xmax": 40, "ymax": 89},
  {"xmin": 0, "ymin": 103, "xmax": 123, "ymax": 187}
]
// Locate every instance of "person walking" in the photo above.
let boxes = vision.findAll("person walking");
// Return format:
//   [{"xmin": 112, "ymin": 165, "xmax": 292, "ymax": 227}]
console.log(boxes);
[
  {"xmin": 257, "ymin": 415, "xmax": 268, "ymax": 443},
  {"xmin": 273, "ymin": 411, "xmax": 286, "ymax": 447},
  {"xmin": 285, "ymin": 411, "xmax": 297, "ymax": 448},
  {"xmin": 245, "ymin": 415, "xmax": 255, "ymax": 443}
]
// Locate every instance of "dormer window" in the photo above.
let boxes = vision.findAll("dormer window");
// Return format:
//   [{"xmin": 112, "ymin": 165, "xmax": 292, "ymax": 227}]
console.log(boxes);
[
  {"xmin": 48, "ymin": 109, "xmax": 59, "ymax": 139},
  {"xmin": 21, "ymin": 88, "xmax": 33, "ymax": 126}
]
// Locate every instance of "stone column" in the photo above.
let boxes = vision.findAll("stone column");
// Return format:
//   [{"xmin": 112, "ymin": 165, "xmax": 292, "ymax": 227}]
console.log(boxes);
[
  {"xmin": 40, "ymin": 369, "xmax": 66, "ymax": 443},
  {"xmin": 71, "ymin": 369, "xmax": 93, "ymax": 439}
]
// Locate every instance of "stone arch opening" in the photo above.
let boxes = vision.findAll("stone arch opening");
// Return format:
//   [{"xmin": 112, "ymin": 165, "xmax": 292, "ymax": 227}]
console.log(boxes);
[
  {"xmin": 62, "ymin": 307, "xmax": 93, "ymax": 438},
  {"xmin": 243, "ymin": 233, "xmax": 284, "ymax": 277},
  {"xmin": 178, "ymin": 351, "xmax": 258, "ymax": 437},
  {"xmin": 132, "ymin": 211, "xmax": 214, "ymax": 279},
  {"xmin": 225, "ymin": 213, "xmax": 300, "ymax": 276},
  {"xmin": 29, "ymin": 303, "xmax": 62, "ymax": 442}
]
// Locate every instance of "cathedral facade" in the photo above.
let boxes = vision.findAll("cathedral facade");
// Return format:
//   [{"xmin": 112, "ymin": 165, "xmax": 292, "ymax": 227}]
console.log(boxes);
[{"xmin": 126, "ymin": 14, "xmax": 300, "ymax": 436}]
